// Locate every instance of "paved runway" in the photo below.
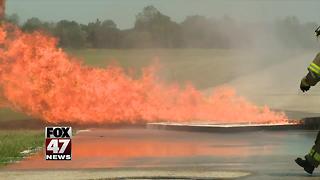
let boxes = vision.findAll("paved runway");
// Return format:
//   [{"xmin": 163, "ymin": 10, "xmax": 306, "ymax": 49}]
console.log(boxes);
[{"xmin": 3, "ymin": 128, "xmax": 320, "ymax": 179}]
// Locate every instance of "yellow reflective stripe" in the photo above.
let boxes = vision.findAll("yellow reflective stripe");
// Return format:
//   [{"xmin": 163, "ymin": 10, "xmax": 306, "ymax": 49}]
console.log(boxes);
[
  {"xmin": 309, "ymin": 66, "xmax": 320, "ymax": 75},
  {"xmin": 314, "ymin": 152, "xmax": 320, "ymax": 162},
  {"xmin": 311, "ymin": 149, "xmax": 315, "ymax": 153},
  {"xmin": 309, "ymin": 63, "xmax": 320, "ymax": 75},
  {"xmin": 309, "ymin": 149, "xmax": 315, "ymax": 155},
  {"xmin": 309, "ymin": 149, "xmax": 320, "ymax": 162},
  {"xmin": 311, "ymin": 63, "xmax": 320, "ymax": 71}
]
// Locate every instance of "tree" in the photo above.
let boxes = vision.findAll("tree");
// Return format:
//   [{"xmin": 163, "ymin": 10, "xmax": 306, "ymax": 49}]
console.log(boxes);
[
  {"xmin": 121, "ymin": 30, "xmax": 153, "ymax": 48},
  {"xmin": 274, "ymin": 16, "xmax": 317, "ymax": 48},
  {"xmin": 84, "ymin": 19, "xmax": 121, "ymax": 48},
  {"xmin": 6, "ymin": 13, "xmax": 19, "ymax": 25},
  {"xmin": 22, "ymin": 17, "xmax": 43, "ymax": 32},
  {"xmin": 54, "ymin": 20, "xmax": 86, "ymax": 48},
  {"xmin": 21, "ymin": 17, "xmax": 54, "ymax": 34},
  {"xmin": 181, "ymin": 15, "xmax": 212, "ymax": 48},
  {"xmin": 134, "ymin": 6, "xmax": 183, "ymax": 48},
  {"xmin": 11, "ymin": 7, "xmax": 318, "ymax": 49}
]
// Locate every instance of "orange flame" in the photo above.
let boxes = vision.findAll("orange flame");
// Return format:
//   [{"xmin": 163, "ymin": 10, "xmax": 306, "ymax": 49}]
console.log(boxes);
[{"xmin": 0, "ymin": 24, "xmax": 288, "ymax": 124}]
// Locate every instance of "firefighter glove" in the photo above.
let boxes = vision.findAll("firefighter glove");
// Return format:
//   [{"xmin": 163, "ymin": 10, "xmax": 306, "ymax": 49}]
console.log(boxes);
[{"xmin": 300, "ymin": 77, "xmax": 311, "ymax": 92}]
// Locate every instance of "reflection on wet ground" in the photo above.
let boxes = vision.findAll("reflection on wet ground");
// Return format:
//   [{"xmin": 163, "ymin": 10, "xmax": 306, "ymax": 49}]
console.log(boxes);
[{"xmin": 7, "ymin": 128, "xmax": 318, "ymax": 170}]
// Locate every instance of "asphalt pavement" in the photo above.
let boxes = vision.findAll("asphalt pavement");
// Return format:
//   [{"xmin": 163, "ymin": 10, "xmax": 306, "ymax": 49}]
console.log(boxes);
[{"xmin": 1, "ymin": 128, "xmax": 320, "ymax": 179}]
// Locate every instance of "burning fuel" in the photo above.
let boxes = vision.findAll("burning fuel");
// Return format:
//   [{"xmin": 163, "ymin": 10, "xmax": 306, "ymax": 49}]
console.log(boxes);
[{"xmin": 0, "ymin": 24, "xmax": 289, "ymax": 124}]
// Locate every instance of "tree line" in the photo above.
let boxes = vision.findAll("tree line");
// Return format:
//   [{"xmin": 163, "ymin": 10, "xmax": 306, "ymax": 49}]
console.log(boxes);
[{"xmin": 5, "ymin": 6, "xmax": 319, "ymax": 49}]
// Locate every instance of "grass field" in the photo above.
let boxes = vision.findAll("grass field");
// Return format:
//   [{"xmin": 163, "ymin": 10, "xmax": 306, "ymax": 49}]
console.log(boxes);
[
  {"xmin": 67, "ymin": 48, "xmax": 274, "ymax": 88},
  {"xmin": 0, "ymin": 130, "xmax": 43, "ymax": 167},
  {"xmin": 0, "ymin": 108, "xmax": 31, "ymax": 121}
]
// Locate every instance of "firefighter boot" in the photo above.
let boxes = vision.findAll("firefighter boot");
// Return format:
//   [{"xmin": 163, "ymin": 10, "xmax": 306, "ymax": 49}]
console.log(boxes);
[{"xmin": 295, "ymin": 157, "xmax": 315, "ymax": 174}]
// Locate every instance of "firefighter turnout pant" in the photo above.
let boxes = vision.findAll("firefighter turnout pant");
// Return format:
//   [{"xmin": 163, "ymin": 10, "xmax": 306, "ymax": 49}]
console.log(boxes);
[{"xmin": 306, "ymin": 131, "xmax": 320, "ymax": 167}]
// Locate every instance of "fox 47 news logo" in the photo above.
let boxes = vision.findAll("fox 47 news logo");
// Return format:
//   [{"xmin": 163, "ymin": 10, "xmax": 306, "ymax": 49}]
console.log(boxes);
[{"xmin": 45, "ymin": 127, "xmax": 72, "ymax": 160}]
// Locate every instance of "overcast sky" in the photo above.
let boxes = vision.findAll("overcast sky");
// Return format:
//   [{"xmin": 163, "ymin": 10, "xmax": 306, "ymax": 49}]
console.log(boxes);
[{"xmin": 6, "ymin": 0, "xmax": 320, "ymax": 29}]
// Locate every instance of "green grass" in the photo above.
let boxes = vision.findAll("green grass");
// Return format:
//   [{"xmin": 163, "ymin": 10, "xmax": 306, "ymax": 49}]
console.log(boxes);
[
  {"xmin": 0, "ymin": 130, "xmax": 43, "ymax": 167},
  {"xmin": 67, "ymin": 48, "xmax": 267, "ymax": 88},
  {"xmin": 0, "ymin": 108, "xmax": 31, "ymax": 121}
]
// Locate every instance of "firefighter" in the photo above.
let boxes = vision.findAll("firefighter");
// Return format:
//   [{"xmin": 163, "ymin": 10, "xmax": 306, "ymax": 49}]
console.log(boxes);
[{"xmin": 295, "ymin": 26, "xmax": 320, "ymax": 174}]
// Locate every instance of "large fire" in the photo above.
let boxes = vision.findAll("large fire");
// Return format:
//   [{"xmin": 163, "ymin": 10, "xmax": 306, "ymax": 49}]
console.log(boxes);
[{"xmin": 0, "ymin": 24, "xmax": 289, "ymax": 124}]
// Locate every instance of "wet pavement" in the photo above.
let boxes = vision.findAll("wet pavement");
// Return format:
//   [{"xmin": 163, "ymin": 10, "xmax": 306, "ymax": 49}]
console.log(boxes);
[{"xmin": 3, "ymin": 128, "xmax": 320, "ymax": 179}]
